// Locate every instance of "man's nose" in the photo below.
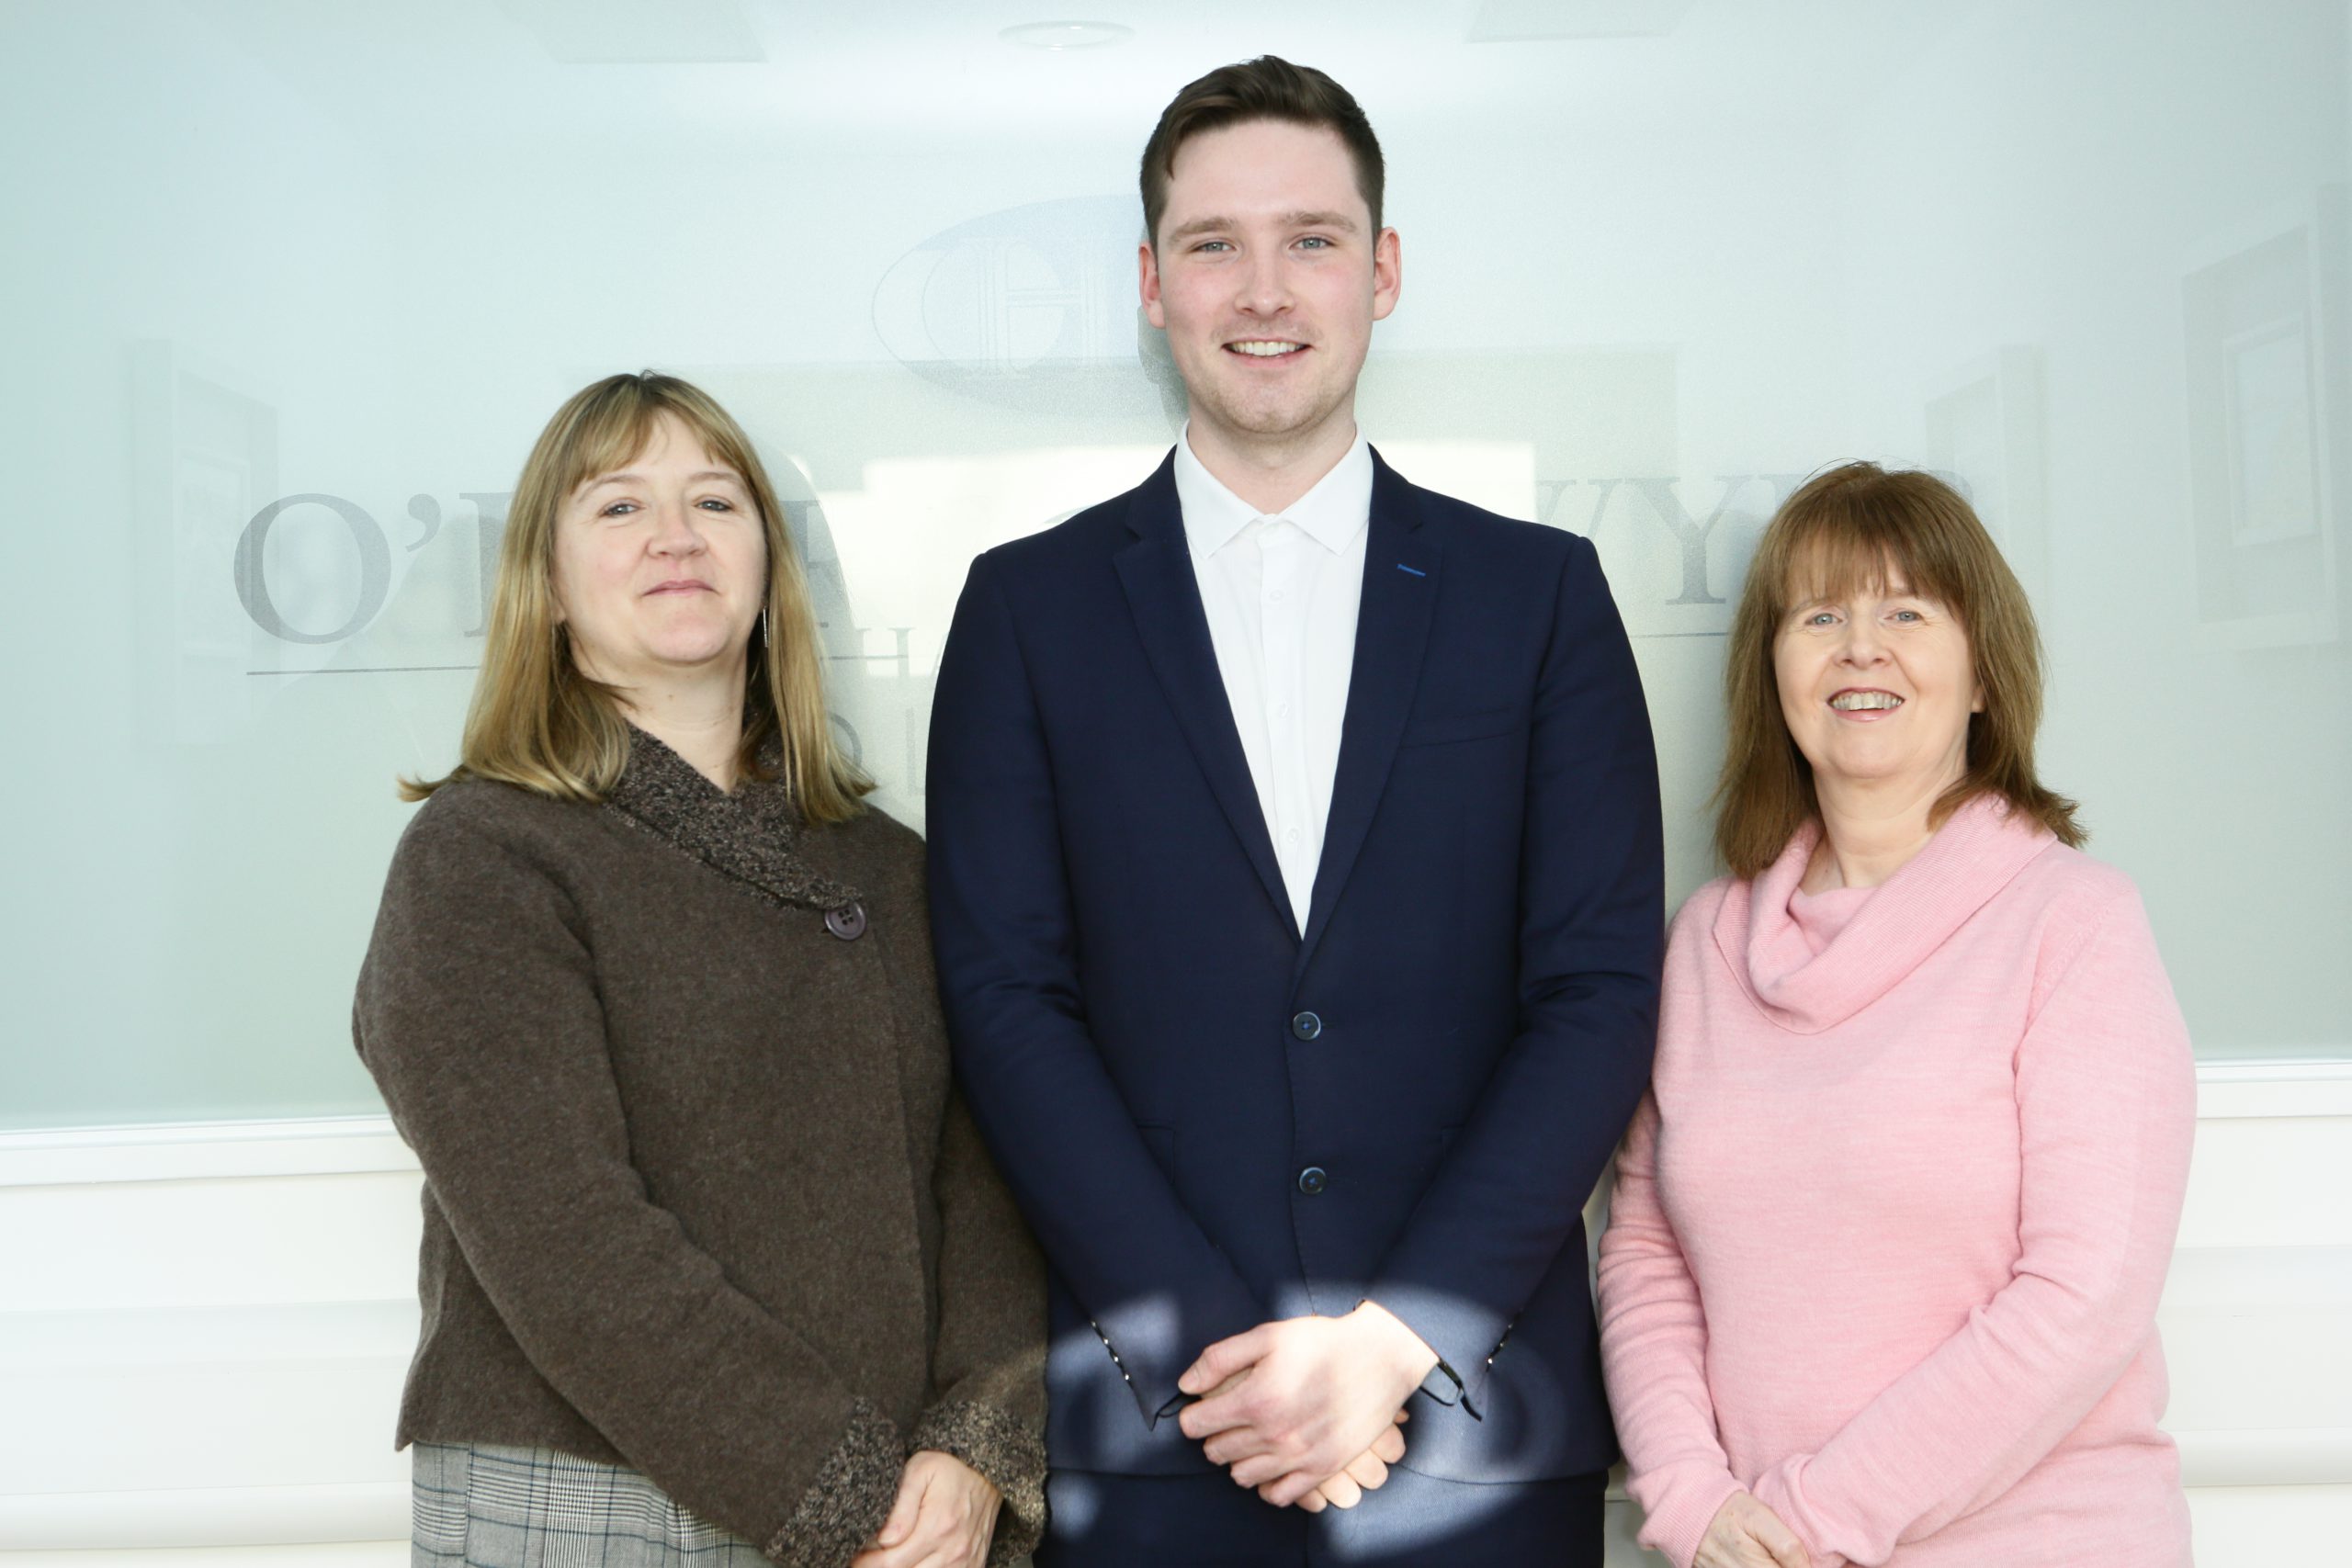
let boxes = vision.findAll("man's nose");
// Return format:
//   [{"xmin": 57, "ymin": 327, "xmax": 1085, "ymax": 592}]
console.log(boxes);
[{"xmin": 1235, "ymin": 250, "xmax": 1292, "ymax": 316}]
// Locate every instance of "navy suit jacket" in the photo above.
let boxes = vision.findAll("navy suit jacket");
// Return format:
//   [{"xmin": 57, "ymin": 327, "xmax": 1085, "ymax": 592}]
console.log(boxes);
[{"xmin": 926, "ymin": 448, "xmax": 1661, "ymax": 1482}]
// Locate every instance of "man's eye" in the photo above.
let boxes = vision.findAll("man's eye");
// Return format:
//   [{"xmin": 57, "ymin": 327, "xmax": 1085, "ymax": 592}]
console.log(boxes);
[
  {"xmin": 1195, "ymin": 240, "xmax": 1231, "ymax": 253},
  {"xmin": 1297, "ymin": 236, "xmax": 1331, "ymax": 249}
]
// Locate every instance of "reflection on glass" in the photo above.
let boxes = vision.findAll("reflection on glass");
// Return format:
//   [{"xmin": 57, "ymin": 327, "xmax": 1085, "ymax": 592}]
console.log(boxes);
[{"xmin": 2, "ymin": 0, "xmax": 2346, "ymax": 1129}]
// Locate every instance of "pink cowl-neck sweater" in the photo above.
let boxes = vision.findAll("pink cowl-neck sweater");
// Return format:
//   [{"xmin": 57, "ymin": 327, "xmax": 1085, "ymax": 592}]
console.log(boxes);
[{"xmin": 1599, "ymin": 796, "xmax": 2196, "ymax": 1568}]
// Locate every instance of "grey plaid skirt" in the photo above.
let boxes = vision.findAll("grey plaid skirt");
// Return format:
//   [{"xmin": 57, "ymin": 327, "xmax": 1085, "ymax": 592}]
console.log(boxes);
[{"xmin": 413, "ymin": 1440, "xmax": 771, "ymax": 1567}]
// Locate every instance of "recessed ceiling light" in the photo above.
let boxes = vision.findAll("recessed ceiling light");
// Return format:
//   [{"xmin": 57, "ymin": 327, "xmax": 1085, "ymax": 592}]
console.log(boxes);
[{"xmin": 1001, "ymin": 20, "xmax": 1134, "ymax": 50}]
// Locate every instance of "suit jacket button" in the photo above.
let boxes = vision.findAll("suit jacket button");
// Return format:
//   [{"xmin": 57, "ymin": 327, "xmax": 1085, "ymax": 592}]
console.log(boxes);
[
  {"xmin": 1290, "ymin": 1010, "xmax": 1323, "ymax": 1041},
  {"xmin": 1296, "ymin": 1166, "xmax": 1329, "ymax": 1196},
  {"xmin": 824, "ymin": 902, "xmax": 867, "ymax": 941}
]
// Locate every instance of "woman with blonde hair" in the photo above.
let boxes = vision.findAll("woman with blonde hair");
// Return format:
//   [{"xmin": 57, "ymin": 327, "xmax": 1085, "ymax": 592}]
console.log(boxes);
[
  {"xmin": 1600, "ymin": 463, "xmax": 2195, "ymax": 1568},
  {"xmin": 355, "ymin": 371, "xmax": 1045, "ymax": 1568}
]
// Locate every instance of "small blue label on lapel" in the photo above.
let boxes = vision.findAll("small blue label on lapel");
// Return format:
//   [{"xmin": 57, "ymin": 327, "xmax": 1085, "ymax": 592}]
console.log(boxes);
[{"xmin": 1396, "ymin": 562, "xmax": 1427, "ymax": 577}]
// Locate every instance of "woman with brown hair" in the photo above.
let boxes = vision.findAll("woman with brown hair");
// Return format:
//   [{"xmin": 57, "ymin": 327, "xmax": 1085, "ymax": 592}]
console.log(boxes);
[
  {"xmin": 354, "ymin": 372, "xmax": 1045, "ymax": 1568},
  {"xmin": 1599, "ymin": 463, "xmax": 2195, "ymax": 1568}
]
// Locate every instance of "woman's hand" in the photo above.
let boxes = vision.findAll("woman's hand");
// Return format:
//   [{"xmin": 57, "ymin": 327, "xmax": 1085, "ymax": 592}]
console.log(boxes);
[
  {"xmin": 1694, "ymin": 1490, "xmax": 1810, "ymax": 1568},
  {"xmin": 851, "ymin": 1450, "xmax": 1001, "ymax": 1568}
]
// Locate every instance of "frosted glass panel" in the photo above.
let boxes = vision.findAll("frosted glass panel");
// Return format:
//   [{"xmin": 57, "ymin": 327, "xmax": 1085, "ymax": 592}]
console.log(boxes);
[{"xmin": 2, "ymin": 0, "xmax": 2346, "ymax": 1129}]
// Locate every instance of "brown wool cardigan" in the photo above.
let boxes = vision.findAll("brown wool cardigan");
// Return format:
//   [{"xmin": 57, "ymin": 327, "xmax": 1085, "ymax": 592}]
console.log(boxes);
[{"xmin": 352, "ymin": 729, "xmax": 1046, "ymax": 1566}]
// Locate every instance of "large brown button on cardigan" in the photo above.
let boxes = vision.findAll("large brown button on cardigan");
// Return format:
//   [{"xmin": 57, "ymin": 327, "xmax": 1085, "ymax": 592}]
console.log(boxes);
[{"xmin": 353, "ymin": 728, "xmax": 1046, "ymax": 1565}]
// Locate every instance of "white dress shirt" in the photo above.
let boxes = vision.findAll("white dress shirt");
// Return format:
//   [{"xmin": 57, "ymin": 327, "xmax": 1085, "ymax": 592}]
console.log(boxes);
[{"xmin": 1173, "ymin": 427, "xmax": 1374, "ymax": 934}]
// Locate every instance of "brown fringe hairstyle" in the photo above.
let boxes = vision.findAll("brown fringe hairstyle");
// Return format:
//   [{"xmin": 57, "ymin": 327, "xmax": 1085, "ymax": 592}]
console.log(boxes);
[
  {"xmin": 401, "ymin": 372, "xmax": 870, "ymax": 821},
  {"xmin": 1139, "ymin": 55, "xmax": 1385, "ymax": 249},
  {"xmin": 1713, "ymin": 462, "xmax": 2081, "ymax": 878}
]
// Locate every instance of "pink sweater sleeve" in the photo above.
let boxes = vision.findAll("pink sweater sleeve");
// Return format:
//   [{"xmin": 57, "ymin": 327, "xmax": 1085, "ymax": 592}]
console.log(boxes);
[
  {"xmin": 1748, "ymin": 889, "xmax": 2197, "ymax": 1566},
  {"xmin": 1599, "ymin": 1089, "xmax": 1746, "ymax": 1568}
]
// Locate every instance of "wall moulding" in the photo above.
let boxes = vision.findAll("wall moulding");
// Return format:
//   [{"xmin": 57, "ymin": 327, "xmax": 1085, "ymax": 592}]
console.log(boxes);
[{"xmin": 10, "ymin": 1053, "xmax": 2346, "ymax": 1186}]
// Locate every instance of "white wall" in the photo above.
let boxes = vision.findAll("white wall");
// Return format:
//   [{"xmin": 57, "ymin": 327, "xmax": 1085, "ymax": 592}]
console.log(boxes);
[{"xmin": 1, "ymin": 1069, "xmax": 2346, "ymax": 1563}]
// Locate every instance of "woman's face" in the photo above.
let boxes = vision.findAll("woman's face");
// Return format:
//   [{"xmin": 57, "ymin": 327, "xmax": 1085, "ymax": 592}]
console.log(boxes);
[
  {"xmin": 550, "ymin": 413, "xmax": 767, "ymax": 693},
  {"xmin": 1773, "ymin": 570, "xmax": 1982, "ymax": 799}
]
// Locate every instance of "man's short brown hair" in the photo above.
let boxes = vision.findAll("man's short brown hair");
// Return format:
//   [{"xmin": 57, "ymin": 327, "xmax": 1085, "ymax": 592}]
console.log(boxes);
[{"xmin": 1139, "ymin": 55, "xmax": 1385, "ymax": 249}]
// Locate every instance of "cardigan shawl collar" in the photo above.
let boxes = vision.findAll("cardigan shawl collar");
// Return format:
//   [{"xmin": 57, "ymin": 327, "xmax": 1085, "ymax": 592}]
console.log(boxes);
[
  {"xmin": 600, "ymin": 725, "xmax": 860, "ymax": 915},
  {"xmin": 1713, "ymin": 793, "xmax": 2056, "ymax": 1034}
]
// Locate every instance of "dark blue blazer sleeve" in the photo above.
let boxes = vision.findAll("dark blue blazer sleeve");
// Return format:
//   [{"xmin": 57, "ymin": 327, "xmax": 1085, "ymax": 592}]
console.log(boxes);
[
  {"xmin": 1368, "ymin": 535, "xmax": 1663, "ymax": 1413},
  {"xmin": 926, "ymin": 549, "xmax": 1269, "ymax": 1426}
]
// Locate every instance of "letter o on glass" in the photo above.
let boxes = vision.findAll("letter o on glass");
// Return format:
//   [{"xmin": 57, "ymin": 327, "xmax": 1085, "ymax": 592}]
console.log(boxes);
[{"xmin": 232, "ymin": 493, "xmax": 392, "ymax": 644}]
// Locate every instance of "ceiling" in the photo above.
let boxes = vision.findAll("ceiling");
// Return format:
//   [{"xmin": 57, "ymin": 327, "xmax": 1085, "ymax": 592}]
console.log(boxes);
[{"xmin": 164, "ymin": 0, "xmax": 1984, "ymax": 154}]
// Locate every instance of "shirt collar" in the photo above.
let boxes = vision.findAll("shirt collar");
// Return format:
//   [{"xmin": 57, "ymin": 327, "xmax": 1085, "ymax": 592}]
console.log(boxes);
[{"xmin": 1172, "ymin": 423, "xmax": 1374, "ymax": 559}]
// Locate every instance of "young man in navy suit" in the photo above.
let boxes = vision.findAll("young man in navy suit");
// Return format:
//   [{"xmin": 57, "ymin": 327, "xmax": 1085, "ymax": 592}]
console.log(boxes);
[{"xmin": 927, "ymin": 56, "xmax": 1662, "ymax": 1566}]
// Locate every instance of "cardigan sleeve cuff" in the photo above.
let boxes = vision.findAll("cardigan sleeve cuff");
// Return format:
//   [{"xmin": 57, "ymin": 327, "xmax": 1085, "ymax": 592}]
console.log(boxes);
[
  {"xmin": 1749, "ymin": 1461, "xmax": 1851, "ymax": 1568},
  {"xmin": 909, "ymin": 1397, "xmax": 1049, "ymax": 1564},
  {"xmin": 763, "ymin": 1401, "xmax": 904, "ymax": 1568},
  {"xmin": 1632, "ymin": 1463, "xmax": 1747, "ymax": 1568}
]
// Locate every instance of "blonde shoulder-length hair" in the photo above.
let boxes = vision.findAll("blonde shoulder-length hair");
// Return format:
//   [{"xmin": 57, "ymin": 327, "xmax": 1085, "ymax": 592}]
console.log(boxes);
[
  {"xmin": 402, "ymin": 371, "xmax": 871, "ymax": 822},
  {"xmin": 1713, "ymin": 461, "xmax": 2081, "ymax": 879}
]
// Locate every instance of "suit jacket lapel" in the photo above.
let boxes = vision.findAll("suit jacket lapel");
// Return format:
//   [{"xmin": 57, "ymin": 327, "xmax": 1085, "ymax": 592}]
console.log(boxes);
[
  {"xmin": 1299, "ymin": 451, "xmax": 1442, "ymax": 967},
  {"xmin": 1113, "ymin": 455, "xmax": 1295, "ymax": 933}
]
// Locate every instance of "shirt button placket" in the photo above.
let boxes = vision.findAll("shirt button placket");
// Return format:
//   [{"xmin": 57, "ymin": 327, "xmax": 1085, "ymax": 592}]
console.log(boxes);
[{"xmin": 1264, "ymin": 526, "xmax": 1313, "ymax": 904}]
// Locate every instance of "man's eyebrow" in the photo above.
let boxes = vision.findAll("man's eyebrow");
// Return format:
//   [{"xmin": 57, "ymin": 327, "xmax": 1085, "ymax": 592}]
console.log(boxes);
[
  {"xmin": 1164, "ymin": 209, "xmax": 1362, "ymax": 243},
  {"xmin": 1166, "ymin": 215, "xmax": 1235, "ymax": 243}
]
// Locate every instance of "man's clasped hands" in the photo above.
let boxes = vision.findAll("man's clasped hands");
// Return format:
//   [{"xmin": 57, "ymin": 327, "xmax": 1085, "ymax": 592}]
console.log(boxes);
[{"xmin": 1174, "ymin": 1300, "xmax": 1437, "ymax": 1512}]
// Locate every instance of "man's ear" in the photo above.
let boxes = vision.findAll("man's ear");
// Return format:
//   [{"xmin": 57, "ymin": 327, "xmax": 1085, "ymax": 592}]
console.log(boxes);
[
  {"xmin": 1371, "ymin": 226, "xmax": 1402, "ymax": 322},
  {"xmin": 1139, "ymin": 241, "xmax": 1168, "ymax": 330}
]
